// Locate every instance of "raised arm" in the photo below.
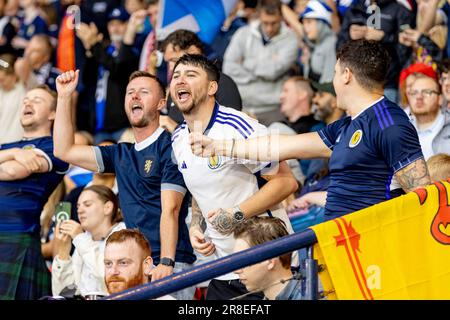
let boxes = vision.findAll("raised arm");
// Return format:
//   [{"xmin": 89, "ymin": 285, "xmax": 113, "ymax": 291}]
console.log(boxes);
[
  {"xmin": 190, "ymin": 131, "xmax": 331, "ymax": 162},
  {"xmin": 53, "ymin": 70, "xmax": 98, "ymax": 172}
]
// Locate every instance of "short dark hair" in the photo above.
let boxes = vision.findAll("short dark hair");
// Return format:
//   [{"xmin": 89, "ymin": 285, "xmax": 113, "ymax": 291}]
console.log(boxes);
[
  {"xmin": 336, "ymin": 40, "xmax": 390, "ymax": 91},
  {"xmin": 129, "ymin": 70, "xmax": 166, "ymax": 98},
  {"xmin": 257, "ymin": 0, "xmax": 282, "ymax": 15},
  {"xmin": 234, "ymin": 216, "xmax": 291, "ymax": 269},
  {"xmin": 161, "ymin": 29, "xmax": 205, "ymax": 55},
  {"xmin": 173, "ymin": 54, "xmax": 220, "ymax": 83}
]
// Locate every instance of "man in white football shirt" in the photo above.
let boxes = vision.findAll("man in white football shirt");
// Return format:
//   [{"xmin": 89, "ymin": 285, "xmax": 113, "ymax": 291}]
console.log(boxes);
[{"xmin": 170, "ymin": 54, "xmax": 298, "ymax": 300}]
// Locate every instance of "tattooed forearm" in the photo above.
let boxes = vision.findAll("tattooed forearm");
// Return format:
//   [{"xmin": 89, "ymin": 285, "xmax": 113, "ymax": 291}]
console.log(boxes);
[
  {"xmin": 395, "ymin": 158, "xmax": 431, "ymax": 192},
  {"xmin": 190, "ymin": 198, "xmax": 206, "ymax": 232},
  {"xmin": 211, "ymin": 209, "xmax": 239, "ymax": 236}
]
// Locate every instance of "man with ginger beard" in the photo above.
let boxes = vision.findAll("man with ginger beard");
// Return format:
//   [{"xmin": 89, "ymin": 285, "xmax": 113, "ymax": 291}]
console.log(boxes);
[
  {"xmin": 104, "ymin": 229, "xmax": 175, "ymax": 299},
  {"xmin": 53, "ymin": 70, "xmax": 195, "ymax": 300}
]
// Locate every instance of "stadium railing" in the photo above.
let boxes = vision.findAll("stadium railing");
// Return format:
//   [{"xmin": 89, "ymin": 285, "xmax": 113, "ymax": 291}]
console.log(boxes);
[{"xmin": 103, "ymin": 228, "xmax": 319, "ymax": 300}]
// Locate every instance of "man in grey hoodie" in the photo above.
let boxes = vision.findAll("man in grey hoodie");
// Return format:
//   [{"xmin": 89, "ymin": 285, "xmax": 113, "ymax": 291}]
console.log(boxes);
[{"xmin": 223, "ymin": 0, "xmax": 298, "ymax": 126}]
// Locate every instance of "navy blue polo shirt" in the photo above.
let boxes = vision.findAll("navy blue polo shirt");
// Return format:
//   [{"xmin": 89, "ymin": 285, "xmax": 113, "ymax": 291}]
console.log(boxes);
[
  {"xmin": 0, "ymin": 137, "xmax": 69, "ymax": 233},
  {"xmin": 318, "ymin": 97, "xmax": 423, "ymax": 219},
  {"xmin": 94, "ymin": 128, "xmax": 195, "ymax": 264}
]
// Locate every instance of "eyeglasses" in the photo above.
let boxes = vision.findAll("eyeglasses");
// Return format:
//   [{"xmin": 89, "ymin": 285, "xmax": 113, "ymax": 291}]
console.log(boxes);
[{"xmin": 407, "ymin": 89, "xmax": 440, "ymax": 98}]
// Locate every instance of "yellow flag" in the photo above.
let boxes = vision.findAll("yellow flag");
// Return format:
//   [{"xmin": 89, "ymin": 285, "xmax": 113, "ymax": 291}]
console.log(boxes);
[{"xmin": 311, "ymin": 179, "xmax": 450, "ymax": 300}]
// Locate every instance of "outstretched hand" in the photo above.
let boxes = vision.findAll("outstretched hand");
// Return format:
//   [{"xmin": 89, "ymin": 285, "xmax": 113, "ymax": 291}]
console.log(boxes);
[{"xmin": 56, "ymin": 70, "xmax": 79, "ymax": 98}]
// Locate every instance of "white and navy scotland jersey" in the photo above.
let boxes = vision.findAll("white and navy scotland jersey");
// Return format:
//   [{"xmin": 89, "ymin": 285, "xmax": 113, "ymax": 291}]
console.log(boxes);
[
  {"xmin": 172, "ymin": 103, "xmax": 296, "ymax": 280},
  {"xmin": 318, "ymin": 97, "xmax": 424, "ymax": 218}
]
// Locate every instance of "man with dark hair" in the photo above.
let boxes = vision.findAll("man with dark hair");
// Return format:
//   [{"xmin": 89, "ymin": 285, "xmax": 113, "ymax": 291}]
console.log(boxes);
[
  {"xmin": 161, "ymin": 29, "xmax": 242, "ymax": 132},
  {"xmin": 0, "ymin": 85, "xmax": 69, "ymax": 299},
  {"xmin": 104, "ymin": 229, "xmax": 175, "ymax": 299},
  {"xmin": 191, "ymin": 40, "xmax": 431, "ymax": 220},
  {"xmin": 233, "ymin": 217, "xmax": 303, "ymax": 300},
  {"xmin": 223, "ymin": 0, "xmax": 298, "ymax": 125},
  {"xmin": 53, "ymin": 70, "xmax": 196, "ymax": 299},
  {"xmin": 170, "ymin": 54, "xmax": 298, "ymax": 300},
  {"xmin": 438, "ymin": 59, "xmax": 450, "ymax": 111}
]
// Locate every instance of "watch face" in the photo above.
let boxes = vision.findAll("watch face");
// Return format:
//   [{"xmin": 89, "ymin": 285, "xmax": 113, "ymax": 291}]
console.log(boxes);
[{"xmin": 234, "ymin": 211, "xmax": 244, "ymax": 221}]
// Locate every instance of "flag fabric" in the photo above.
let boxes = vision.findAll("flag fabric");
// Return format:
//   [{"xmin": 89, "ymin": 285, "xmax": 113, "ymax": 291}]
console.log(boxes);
[
  {"xmin": 311, "ymin": 179, "xmax": 450, "ymax": 300},
  {"xmin": 156, "ymin": 0, "xmax": 238, "ymax": 44}
]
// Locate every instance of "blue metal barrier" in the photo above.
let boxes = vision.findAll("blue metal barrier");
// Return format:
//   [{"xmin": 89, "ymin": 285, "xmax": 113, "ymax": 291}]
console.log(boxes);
[{"xmin": 104, "ymin": 228, "xmax": 317, "ymax": 300}]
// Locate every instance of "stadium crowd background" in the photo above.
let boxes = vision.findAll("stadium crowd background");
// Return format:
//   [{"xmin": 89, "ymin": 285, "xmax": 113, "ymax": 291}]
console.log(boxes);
[{"xmin": 0, "ymin": 0, "xmax": 449, "ymax": 300}]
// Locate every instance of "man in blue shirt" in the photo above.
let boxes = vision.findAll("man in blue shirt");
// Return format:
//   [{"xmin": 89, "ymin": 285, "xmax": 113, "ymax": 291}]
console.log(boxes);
[
  {"xmin": 0, "ymin": 85, "xmax": 69, "ymax": 299},
  {"xmin": 190, "ymin": 40, "xmax": 431, "ymax": 220},
  {"xmin": 53, "ymin": 69, "xmax": 195, "ymax": 299}
]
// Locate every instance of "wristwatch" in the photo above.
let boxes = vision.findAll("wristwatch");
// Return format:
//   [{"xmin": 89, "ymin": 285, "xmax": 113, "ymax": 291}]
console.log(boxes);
[
  {"xmin": 160, "ymin": 257, "xmax": 175, "ymax": 267},
  {"xmin": 232, "ymin": 206, "xmax": 245, "ymax": 223}
]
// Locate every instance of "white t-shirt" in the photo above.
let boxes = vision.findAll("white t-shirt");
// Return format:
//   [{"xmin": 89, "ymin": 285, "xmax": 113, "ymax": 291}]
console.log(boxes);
[
  {"xmin": 414, "ymin": 112, "xmax": 445, "ymax": 160},
  {"xmin": 172, "ymin": 104, "xmax": 297, "ymax": 280}
]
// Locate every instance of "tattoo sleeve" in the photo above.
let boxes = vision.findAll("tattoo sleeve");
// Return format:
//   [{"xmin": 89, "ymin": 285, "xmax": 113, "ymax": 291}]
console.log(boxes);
[
  {"xmin": 210, "ymin": 209, "xmax": 238, "ymax": 236},
  {"xmin": 190, "ymin": 198, "xmax": 206, "ymax": 232},
  {"xmin": 395, "ymin": 158, "xmax": 431, "ymax": 193}
]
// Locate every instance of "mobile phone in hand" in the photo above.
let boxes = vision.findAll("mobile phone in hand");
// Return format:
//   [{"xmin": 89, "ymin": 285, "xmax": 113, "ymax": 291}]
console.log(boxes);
[{"xmin": 55, "ymin": 201, "xmax": 71, "ymax": 224}]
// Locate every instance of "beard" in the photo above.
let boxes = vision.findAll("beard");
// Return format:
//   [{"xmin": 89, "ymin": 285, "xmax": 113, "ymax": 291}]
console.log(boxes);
[
  {"xmin": 106, "ymin": 269, "xmax": 145, "ymax": 294},
  {"xmin": 175, "ymin": 91, "xmax": 208, "ymax": 116},
  {"xmin": 312, "ymin": 104, "xmax": 333, "ymax": 122}
]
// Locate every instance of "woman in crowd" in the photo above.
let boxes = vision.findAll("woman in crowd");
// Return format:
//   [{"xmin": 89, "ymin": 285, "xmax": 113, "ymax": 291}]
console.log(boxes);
[{"xmin": 51, "ymin": 185, "xmax": 125, "ymax": 299}]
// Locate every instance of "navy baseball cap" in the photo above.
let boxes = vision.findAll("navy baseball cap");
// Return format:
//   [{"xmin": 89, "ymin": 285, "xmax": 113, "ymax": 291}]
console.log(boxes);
[{"xmin": 108, "ymin": 7, "xmax": 130, "ymax": 22}]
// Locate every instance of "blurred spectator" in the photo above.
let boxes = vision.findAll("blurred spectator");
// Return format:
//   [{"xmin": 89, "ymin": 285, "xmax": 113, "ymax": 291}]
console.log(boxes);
[
  {"xmin": 300, "ymin": 0, "xmax": 337, "ymax": 84},
  {"xmin": 104, "ymin": 229, "xmax": 175, "ymax": 299},
  {"xmin": 123, "ymin": 0, "xmax": 151, "ymax": 51},
  {"xmin": 0, "ymin": 85, "xmax": 69, "ymax": 299},
  {"xmin": 409, "ymin": 74, "xmax": 450, "ymax": 159},
  {"xmin": 51, "ymin": 185, "xmax": 125, "ymax": 298},
  {"xmin": 125, "ymin": 0, "xmax": 159, "ymax": 73},
  {"xmin": 54, "ymin": 70, "xmax": 196, "ymax": 299},
  {"xmin": 427, "ymin": 153, "xmax": 450, "ymax": 181},
  {"xmin": 223, "ymin": 0, "xmax": 298, "ymax": 125},
  {"xmin": 398, "ymin": 0, "xmax": 445, "ymax": 67},
  {"xmin": 0, "ymin": 53, "xmax": 26, "ymax": 144},
  {"xmin": 439, "ymin": 58, "xmax": 450, "ymax": 110},
  {"xmin": 77, "ymin": 7, "xmax": 139, "ymax": 143},
  {"xmin": 12, "ymin": 0, "xmax": 49, "ymax": 53},
  {"xmin": 0, "ymin": 0, "xmax": 17, "ymax": 55},
  {"xmin": 311, "ymin": 81, "xmax": 344, "ymax": 124},
  {"xmin": 211, "ymin": 0, "xmax": 254, "ymax": 67},
  {"xmin": 440, "ymin": 0, "xmax": 450, "ymax": 58},
  {"xmin": 14, "ymin": 34, "xmax": 61, "ymax": 90},
  {"xmin": 161, "ymin": 29, "xmax": 243, "ymax": 132},
  {"xmin": 80, "ymin": 0, "xmax": 122, "ymax": 38},
  {"xmin": 233, "ymin": 217, "xmax": 304, "ymax": 300},
  {"xmin": 399, "ymin": 62, "xmax": 438, "ymax": 112},
  {"xmin": 337, "ymin": 0, "xmax": 415, "ymax": 103},
  {"xmin": 278, "ymin": 76, "xmax": 324, "ymax": 133}
]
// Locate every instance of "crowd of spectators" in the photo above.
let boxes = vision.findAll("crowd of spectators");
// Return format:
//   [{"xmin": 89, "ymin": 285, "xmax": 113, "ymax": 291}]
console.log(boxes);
[{"xmin": 0, "ymin": 0, "xmax": 449, "ymax": 301}]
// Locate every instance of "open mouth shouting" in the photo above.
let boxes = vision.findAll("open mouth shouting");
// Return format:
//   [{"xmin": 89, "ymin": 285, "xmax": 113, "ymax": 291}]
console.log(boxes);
[
  {"xmin": 22, "ymin": 107, "xmax": 34, "ymax": 118},
  {"xmin": 176, "ymin": 88, "xmax": 192, "ymax": 104},
  {"xmin": 130, "ymin": 101, "xmax": 144, "ymax": 117}
]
